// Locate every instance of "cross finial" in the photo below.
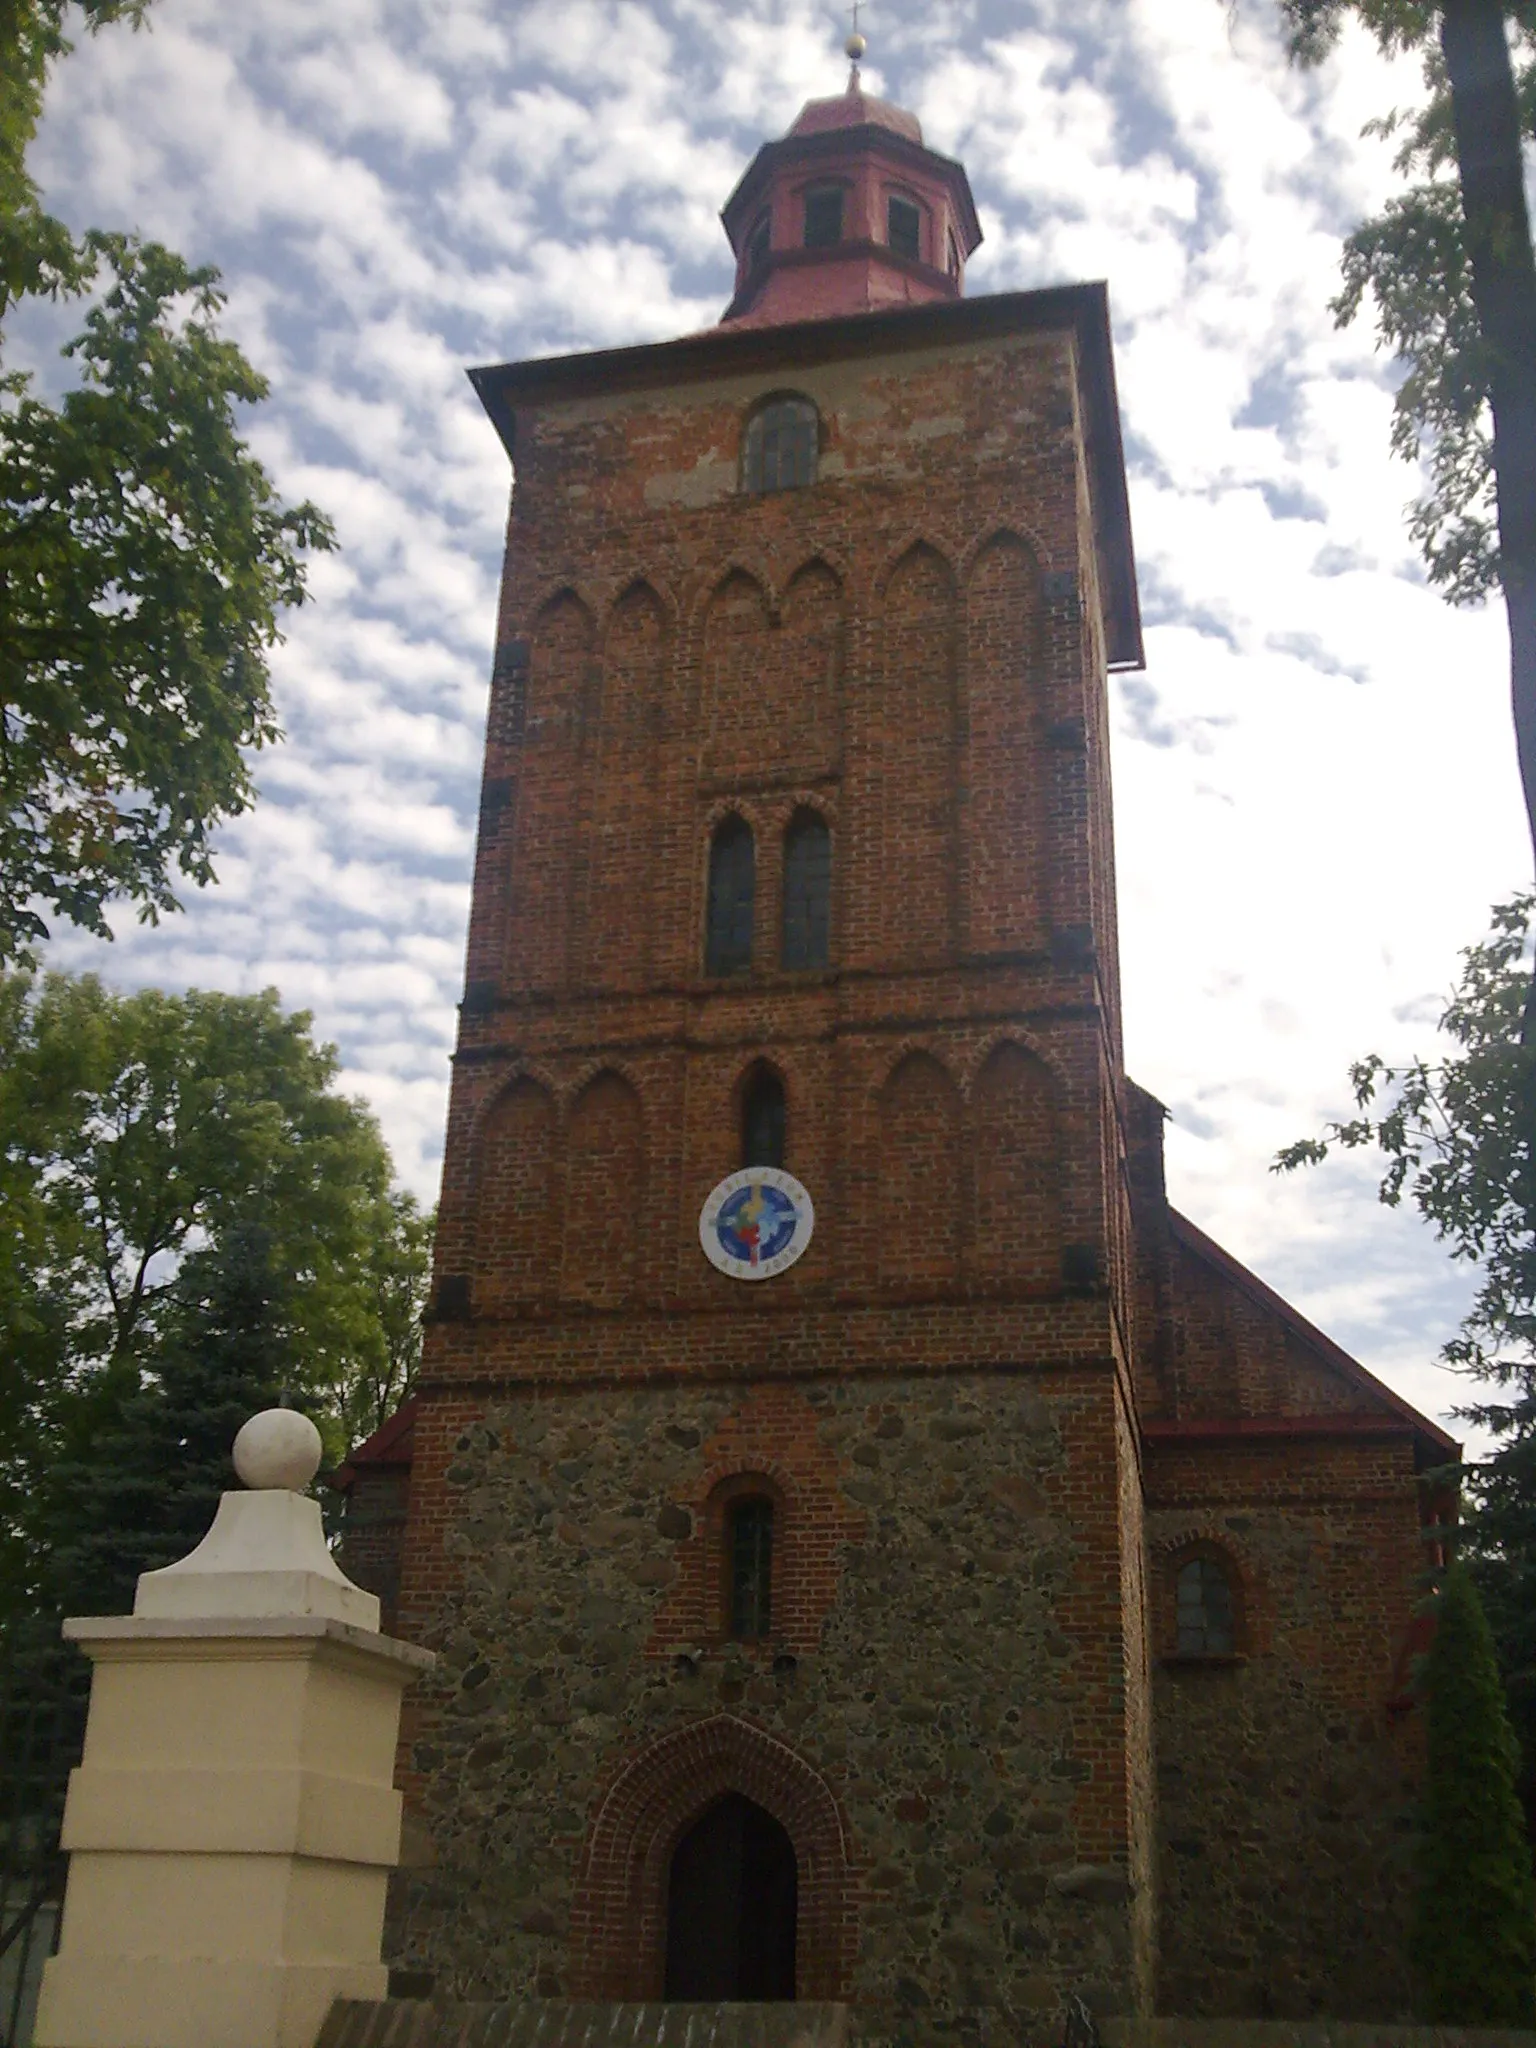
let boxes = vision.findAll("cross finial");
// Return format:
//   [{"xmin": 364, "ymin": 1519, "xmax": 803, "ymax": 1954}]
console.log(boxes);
[{"xmin": 845, "ymin": 0, "xmax": 866, "ymax": 85}]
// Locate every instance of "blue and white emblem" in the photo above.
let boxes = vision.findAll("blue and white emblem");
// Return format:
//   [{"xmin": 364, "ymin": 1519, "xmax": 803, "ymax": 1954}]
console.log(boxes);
[{"xmin": 699, "ymin": 1168, "xmax": 815, "ymax": 1281}]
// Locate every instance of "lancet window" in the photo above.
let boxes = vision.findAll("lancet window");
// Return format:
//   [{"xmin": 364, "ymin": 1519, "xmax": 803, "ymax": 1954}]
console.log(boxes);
[
  {"xmin": 741, "ymin": 1064, "xmax": 786, "ymax": 1169},
  {"xmin": 728, "ymin": 1495, "xmax": 774, "ymax": 1640}
]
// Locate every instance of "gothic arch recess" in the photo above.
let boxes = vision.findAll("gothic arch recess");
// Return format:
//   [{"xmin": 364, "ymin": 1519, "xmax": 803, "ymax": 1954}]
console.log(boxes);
[
  {"xmin": 473, "ymin": 1074, "xmax": 557, "ymax": 1315},
  {"xmin": 509, "ymin": 591, "xmax": 594, "ymax": 995},
  {"xmin": 780, "ymin": 558, "xmax": 843, "ymax": 772},
  {"xmin": 571, "ymin": 1715, "xmax": 856, "ymax": 1999},
  {"xmin": 583, "ymin": 580, "xmax": 666, "ymax": 989},
  {"xmin": 969, "ymin": 1040, "xmax": 1060, "ymax": 1291},
  {"xmin": 879, "ymin": 1051, "xmax": 962, "ymax": 1289},
  {"xmin": 965, "ymin": 531, "xmax": 1046, "ymax": 955},
  {"xmin": 561, "ymin": 1069, "xmax": 644, "ymax": 1309},
  {"xmin": 871, "ymin": 542, "xmax": 957, "ymax": 964},
  {"xmin": 700, "ymin": 562, "xmax": 843, "ymax": 786},
  {"xmin": 701, "ymin": 569, "xmax": 772, "ymax": 786}
]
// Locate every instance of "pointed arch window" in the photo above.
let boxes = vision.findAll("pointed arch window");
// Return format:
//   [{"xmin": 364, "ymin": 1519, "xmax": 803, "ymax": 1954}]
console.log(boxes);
[
  {"xmin": 1176, "ymin": 1555, "xmax": 1236, "ymax": 1656},
  {"xmin": 781, "ymin": 809, "xmax": 831, "ymax": 970},
  {"xmin": 706, "ymin": 815, "xmax": 755, "ymax": 975},
  {"xmin": 741, "ymin": 1064, "xmax": 786, "ymax": 1169},
  {"xmin": 742, "ymin": 397, "xmax": 818, "ymax": 494},
  {"xmin": 746, "ymin": 214, "xmax": 771, "ymax": 275}
]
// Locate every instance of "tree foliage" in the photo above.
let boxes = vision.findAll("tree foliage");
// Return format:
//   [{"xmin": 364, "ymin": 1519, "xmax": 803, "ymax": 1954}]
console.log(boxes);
[
  {"xmin": 1, "ymin": 239, "xmax": 334, "ymax": 958},
  {"xmin": 0, "ymin": 0, "xmax": 147, "ymax": 312},
  {"xmin": 0, "ymin": 971, "xmax": 431, "ymax": 1619},
  {"xmin": 0, "ymin": 1, "xmax": 332, "ymax": 959},
  {"xmin": 1277, "ymin": 0, "xmax": 1536, "ymax": 872},
  {"xmin": 41, "ymin": 1220, "xmax": 290, "ymax": 1620},
  {"xmin": 1414, "ymin": 1560, "xmax": 1536, "ymax": 2023}
]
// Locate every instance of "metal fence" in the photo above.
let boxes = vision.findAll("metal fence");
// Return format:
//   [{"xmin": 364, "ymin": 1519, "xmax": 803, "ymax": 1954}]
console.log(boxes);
[{"xmin": 0, "ymin": 1617, "xmax": 87, "ymax": 2048}]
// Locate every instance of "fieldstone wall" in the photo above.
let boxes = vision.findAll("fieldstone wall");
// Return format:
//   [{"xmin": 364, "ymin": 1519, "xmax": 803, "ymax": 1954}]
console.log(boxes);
[{"xmin": 391, "ymin": 1369, "xmax": 1142, "ymax": 2045}]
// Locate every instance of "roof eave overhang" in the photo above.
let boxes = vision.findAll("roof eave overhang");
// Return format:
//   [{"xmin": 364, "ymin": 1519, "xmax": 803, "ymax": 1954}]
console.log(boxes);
[
  {"xmin": 468, "ymin": 283, "xmax": 1144, "ymax": 671},
  {"xmin": 720, "ymin": 126, "xmax": 982, "ymax": 256}
]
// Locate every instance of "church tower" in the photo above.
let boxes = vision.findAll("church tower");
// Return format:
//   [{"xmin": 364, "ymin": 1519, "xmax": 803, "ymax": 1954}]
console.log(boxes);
[{"xmin": 370, "ymin": 37, "xmax": 1445, "ymax": 2037}]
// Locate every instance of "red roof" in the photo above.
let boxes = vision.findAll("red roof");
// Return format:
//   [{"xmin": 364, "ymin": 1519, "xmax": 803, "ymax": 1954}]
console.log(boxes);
[
  {"xmin": 789, "ymin": 85, "xmax": 922, "ymax": 145},
  {"xmin": 330, "ymin": 1393, "xmax": 418, "ymax": 1493}
]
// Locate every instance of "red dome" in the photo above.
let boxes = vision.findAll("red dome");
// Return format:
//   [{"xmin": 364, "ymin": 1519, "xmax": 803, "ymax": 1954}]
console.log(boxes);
[{"xmin": 788, "ymin": 86, "xmax": 922, "ymax": 145}]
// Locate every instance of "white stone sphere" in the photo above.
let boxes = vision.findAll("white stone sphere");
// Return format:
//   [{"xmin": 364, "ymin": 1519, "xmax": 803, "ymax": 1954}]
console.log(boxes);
[{"xmin": 233, "ymin": 1408, "xmax": 323, "ymax": 1492}]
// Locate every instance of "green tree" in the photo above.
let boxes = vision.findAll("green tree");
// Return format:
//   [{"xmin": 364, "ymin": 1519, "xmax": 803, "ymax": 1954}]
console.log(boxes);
[
  {"xmin": 1279, "ymin": 2, "xmax": 1536, "ymax": 880},
  {"xmin": 343, "ymin": 1186, "xmax": 436, "ymax": 1450},
  {"xmin": 1, "ymin": 1, "xmax": 332, "ymax": 960},
  {"xmin": 1, "ymin": 0, "xmax": 146, "ymax": 311},
  {"xmin": 0, "ymin": 970, "xmax": 431, "ymax": 1617},
  {"xmin": 43, "ymin": 1220, "xmax": 290, "ymax": 1620},
  {"xmin": 1415, "ymin": 1560, "xmax": 1536, "ymax": 2022}
]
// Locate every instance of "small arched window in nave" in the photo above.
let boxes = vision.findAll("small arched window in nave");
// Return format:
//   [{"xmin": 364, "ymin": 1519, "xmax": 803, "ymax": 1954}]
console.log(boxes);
[
  {"xmin": 706, "ymin": 815, "xmax": 755, "ymax": 975},
  {"xmin": 742, "ymin": 397, "xmax": 818, "ymax": 494},
  {"xmin": 781, "ymin": 809, "xmax": 831, "ymax": 970},
  {"xmin": 1176, "ymin": 1554, "xmax": 1236, "ymax": 1656}
]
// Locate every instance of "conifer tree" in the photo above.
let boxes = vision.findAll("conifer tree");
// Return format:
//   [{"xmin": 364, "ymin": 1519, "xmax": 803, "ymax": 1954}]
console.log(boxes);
[
  {"xmin": 45, "ymin": 1220, "xmax": 288, "ymax": 1619},
  {"xmin": 1415, "ymin": 1560, "xmax": 1536, "ymax": 2023}
]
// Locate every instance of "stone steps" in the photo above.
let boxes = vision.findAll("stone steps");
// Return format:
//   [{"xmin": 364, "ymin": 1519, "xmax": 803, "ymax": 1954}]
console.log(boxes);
[
  {"xmin": 317, "ymin": 2001, "xmax": 851, "ymax": 2048},
  {"xmin": 1103, "ymin": 2026, "xmax": 1536, "ymax": 2048}
]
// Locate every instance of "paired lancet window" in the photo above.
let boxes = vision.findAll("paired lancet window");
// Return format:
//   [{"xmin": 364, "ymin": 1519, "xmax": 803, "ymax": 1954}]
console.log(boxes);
[
  {"xmin": 705, "ymin": 812, "xmax": 831, "ymax": 976},
  {"xmin": 781, "ymin": 810, "xmax": 830, "ymax": 970},
  {"xmin": 705, "ymin": 815, "xmax": 755, "ymax": 976}
]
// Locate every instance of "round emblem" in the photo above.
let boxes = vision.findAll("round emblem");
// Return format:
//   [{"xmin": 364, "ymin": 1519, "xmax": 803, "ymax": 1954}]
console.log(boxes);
[{"xmin": 699, "ymin": 1169, "xmax": 815, "ymax": 1281}]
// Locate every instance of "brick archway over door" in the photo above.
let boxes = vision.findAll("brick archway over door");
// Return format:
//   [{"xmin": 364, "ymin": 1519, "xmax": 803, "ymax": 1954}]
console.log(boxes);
[{"xmin": 571, "ymin": 1714, "xmax": 857, "ymax": 2000}]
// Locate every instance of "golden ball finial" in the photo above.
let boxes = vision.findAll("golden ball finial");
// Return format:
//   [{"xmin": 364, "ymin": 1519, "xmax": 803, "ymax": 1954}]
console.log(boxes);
[{"xmin": 845, "ymin": 29, "xmax": 866, "ymax": 59}]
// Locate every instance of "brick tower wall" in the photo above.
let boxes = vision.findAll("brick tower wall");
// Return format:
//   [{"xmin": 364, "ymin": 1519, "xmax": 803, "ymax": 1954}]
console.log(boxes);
[{"xmin": 395, "ymin": 307, "xmax": 1154, "ymax": 2035}]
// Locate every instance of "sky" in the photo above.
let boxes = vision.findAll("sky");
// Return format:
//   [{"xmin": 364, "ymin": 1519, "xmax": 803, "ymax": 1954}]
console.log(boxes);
[{"xmin": 18, "ymin": 0, "xmax": 1534, "ymax": 1443}]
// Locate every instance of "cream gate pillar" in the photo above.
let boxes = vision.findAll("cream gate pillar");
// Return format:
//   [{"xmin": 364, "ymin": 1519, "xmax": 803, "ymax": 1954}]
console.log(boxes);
[{"xmin": 33, "ymin": 1409, "xmax": 434, "ymax": 2048}]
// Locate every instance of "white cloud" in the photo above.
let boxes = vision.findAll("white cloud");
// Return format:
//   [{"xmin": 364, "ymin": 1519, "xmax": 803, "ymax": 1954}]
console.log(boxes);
[{"xmin": 25, "ymin": 0, "xmax": 1530, "ymax": 1449}]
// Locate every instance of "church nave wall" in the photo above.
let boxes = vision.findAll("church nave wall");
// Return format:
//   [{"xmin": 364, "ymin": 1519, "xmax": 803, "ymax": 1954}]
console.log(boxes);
[{"xmin": 1145, "ymin": 1442, "xmax": 1425, "ymax": 2022}]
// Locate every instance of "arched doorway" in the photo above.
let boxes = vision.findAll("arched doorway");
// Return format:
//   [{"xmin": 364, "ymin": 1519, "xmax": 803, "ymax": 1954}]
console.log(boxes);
[{"xmin": 664, "ymin": 1792, "xmax": 797, "ymax": 2000}]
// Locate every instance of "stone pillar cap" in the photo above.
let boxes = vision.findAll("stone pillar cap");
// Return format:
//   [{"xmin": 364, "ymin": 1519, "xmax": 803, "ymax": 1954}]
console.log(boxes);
[{"xmin": 132, "ymin": 1408, "xmax": 380, "ymax": 1631}]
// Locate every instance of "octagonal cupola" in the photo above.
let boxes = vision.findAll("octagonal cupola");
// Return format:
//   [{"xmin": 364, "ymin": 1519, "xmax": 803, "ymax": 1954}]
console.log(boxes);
[{"xmin": 719, "ymin": 39, "xmax": 981, "ymax": 328}]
